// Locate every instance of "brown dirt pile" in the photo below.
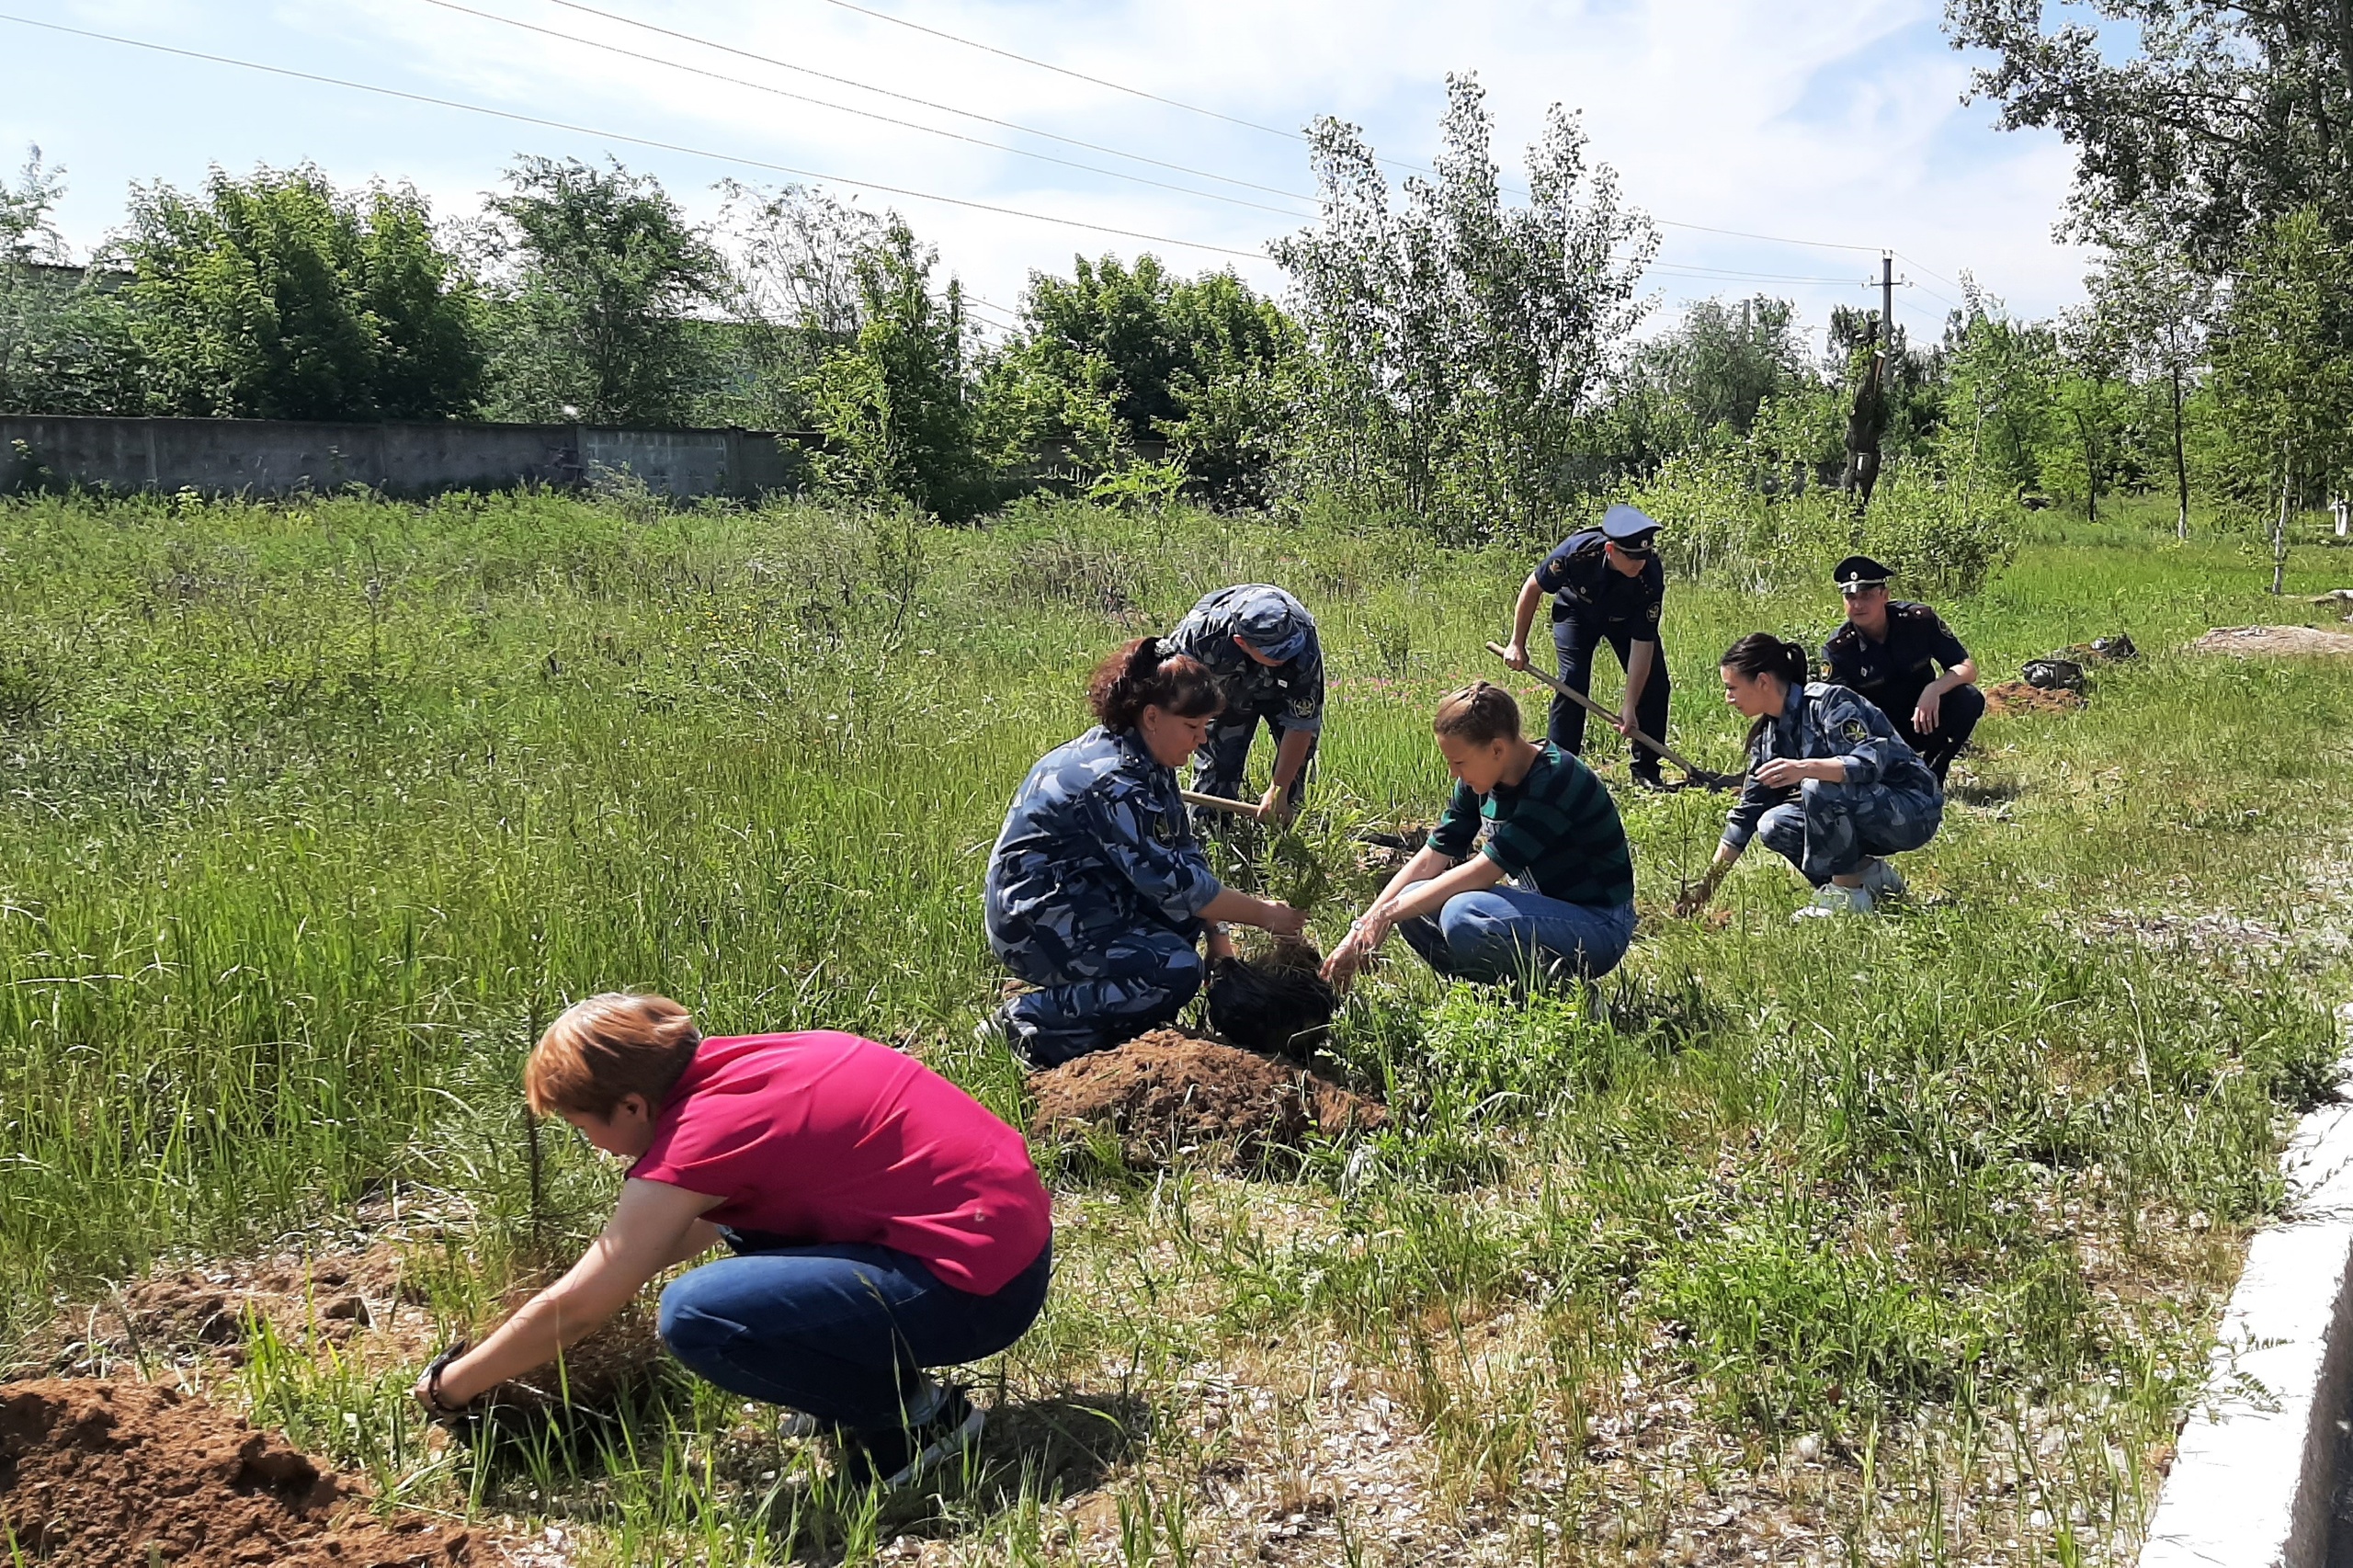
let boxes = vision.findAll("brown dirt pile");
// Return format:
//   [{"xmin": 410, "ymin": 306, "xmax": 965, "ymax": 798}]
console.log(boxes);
[
  {"xmin": 0, "ymin": 1379, "xmax": 471, "ymax": 1567},
  {"xmin": 1984, "ymin": 680, "xmax": 2086, "ymax": 716},
  {"xmin": 2190, "ymin": 624, "xmax": 2353, "ymax": 658},
  {"xmin": 1029, "ymin": 1030, "xmax": 1386, "ymax": 1168}
]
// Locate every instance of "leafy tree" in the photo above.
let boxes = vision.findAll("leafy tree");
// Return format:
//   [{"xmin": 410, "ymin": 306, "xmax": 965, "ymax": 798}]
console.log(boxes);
[
  {"xmin": 1936, "ymin": 286, "xmax": 2059, "ymax": 501},
  {"xmin": 1272, "ymin": 73, "xmax": 1655, "ymax": 539},
  {"xmin": 484, "ymin": 156, "xmax": 724, "ymax": 425},
  {"xmin": 1944, "ymin": 1, "xmax": 2353, "ymax": 256},
  {"xmin": 977, "ymin": 255, "xmax": 1295, "ymax": 505},
  {"xmin": 121, "ymin": 165, "xmax": 482, "ymax": 420},
  {"xmin": 0, "ymin": 147, "xmax": 144, "ymax": 415},
  {"xmin": 706, "ymin": 180, "xmax": 882, "ymax": 430},
  {"xmin": 2207, "ymin": 207, "xmax": 2353, "ymax": 589},
  {"xmin": 2040, "ymin": 305, "xmax": 2136, "ymax": 522},
  {"xmin": 797, "ymin": 219, "xmax": 987, "ymax": 520},
  {"xmin": 1824, "ymin": 308, "xmax": 1946, "ymax": 459},
  {"xmin": 2086, "ymin": 219, "xmax": 2216, "ymax": 537}
]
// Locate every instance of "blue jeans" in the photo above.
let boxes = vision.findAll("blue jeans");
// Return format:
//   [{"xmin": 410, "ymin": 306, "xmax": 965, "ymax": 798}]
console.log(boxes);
[
  {"xmin": 1394, "ymin": 887, "xmax": 1636, "ymax": 984},
  {"xmin": 657, "ymin": 1235, "xmax": 1052, "ymax": 1435}
]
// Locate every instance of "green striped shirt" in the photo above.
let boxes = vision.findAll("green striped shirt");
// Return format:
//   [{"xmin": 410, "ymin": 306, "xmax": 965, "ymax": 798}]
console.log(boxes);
[{"xmin": 1427, "ymin": 743, "xmax": 1634, "ymax": 908}]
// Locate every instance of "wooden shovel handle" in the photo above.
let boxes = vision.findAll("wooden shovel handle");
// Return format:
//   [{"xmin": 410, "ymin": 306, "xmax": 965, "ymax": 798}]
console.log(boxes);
[
  {"xmin": 1180, "ymin": 789, "xmax": 1263, "ymax": 820},
  {"xmin": 1483, "ymin": 641, "xmax": 1711, "ymax": 778}
]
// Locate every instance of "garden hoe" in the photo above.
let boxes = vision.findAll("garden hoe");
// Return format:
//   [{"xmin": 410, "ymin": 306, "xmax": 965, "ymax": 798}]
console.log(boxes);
[
  {"xmin": 1181, "ymin": 788, "xmax": 1267, "ymax": 821},
  {"xmin": 1483, "ymin": 642, "xmax": 1744, "ymax": 791}
]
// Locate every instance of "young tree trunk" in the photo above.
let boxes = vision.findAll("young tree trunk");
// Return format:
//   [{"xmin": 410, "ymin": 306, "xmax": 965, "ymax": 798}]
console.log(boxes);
[
  {"xmin": 2271, "ymin": 447, "xmax": 2291, "ymax": 596},
  {"xmin": 2076, "ymin": 407, "xmax": 2099, "ymax": 524},
  {"xmin": 2168, "ymin": 367, "xmax": 2189, "ymax": 541}
]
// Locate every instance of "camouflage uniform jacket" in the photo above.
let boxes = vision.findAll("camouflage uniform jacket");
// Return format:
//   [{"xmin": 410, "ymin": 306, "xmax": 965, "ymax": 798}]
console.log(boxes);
[
  {"xmin": 1164, "ymin": 585, "xmax": 1325, "ymax": 734},
  {"xmin": 1722, "ymin": 682, "xmax": 1940, "ymax": 851},
  {"xmin": 985, "ymin": 726, "xmax": 1223, "ymax": 959}
]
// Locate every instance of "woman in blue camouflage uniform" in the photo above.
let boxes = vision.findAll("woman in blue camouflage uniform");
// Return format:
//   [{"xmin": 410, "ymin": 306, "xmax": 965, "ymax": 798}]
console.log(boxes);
[
  {"xmin": 983, "ymin": 639, "xmax": 1308, "ymax": 1068},
  {"xmin": 1676, "ymin": 634, "xmax": 1943, "ymax": 921}
]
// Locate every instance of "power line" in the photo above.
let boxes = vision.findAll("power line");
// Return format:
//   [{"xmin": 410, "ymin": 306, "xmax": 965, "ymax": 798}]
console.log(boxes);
[
  {"xmin": 1656, "ymin": 219, "xmax": 1880, "ymax": 256},
  {"xmin": 1650, "ymin": 264, "xmax": 1871, "ymax": 286},
  {"xmin": 0, "ymin": 12, "xmax": 1271, "ymax": 265},
  {"xmin": 813, "ymin": 0, "xmax": 1304, "ymax": 144},
  {"xmin": 536, "ymin": 0, "xmax": 1318, "ymax": 206},
  {"xmin": 413, "ymin": 0, "xmax": 1313, "ymax": 221},
  {"xmin": 563, "ymin": 0, "xmax": 1964, "ymax": 286},
  {"xmin": 802, "ymin": 0, "xmax": 1915, "ymax": 265},
  {"xmin": 1904, "ymin": 277, "xmax": 1963, "ymax": 312},
  {"xmin": 1893, "ymin": 250, "xmax": 1965, "ymax": 294}
]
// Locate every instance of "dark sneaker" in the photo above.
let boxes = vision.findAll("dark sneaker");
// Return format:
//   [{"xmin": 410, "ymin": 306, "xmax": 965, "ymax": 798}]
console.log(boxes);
[
  {"xmin": 1629, "ymin": 765, "xmax": 1671, "ymax": 792},
  {"xmin": 838, "ymin": 1387, "xmax": 984, "ymax": 1490}
]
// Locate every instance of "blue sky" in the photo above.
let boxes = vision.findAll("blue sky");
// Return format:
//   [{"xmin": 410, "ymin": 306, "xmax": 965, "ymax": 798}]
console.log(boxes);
[{"xmin": 2, "ymin": 0, "xmax": 2092, "ymax": 350}]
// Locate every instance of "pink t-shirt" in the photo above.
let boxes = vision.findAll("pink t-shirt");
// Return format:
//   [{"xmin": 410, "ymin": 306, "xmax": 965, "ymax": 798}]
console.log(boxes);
[{"xmin": 629, "ymin": 1031, "xmax": 1051, "ymax": 1296}]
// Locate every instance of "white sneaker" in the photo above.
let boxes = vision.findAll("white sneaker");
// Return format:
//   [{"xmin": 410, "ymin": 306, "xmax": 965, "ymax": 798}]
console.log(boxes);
[
  {"xmin": 1793, "ymin": 883, "xmax": 1874, "ymax": 921},
  {"xmin": 1859, "ymin": 858, "xmax": 1906, "ymax": 898}
]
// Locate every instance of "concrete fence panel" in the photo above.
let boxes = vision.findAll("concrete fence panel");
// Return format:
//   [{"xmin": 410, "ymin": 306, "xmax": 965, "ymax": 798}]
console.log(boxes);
[{"xmin": 2, "ymin": 415, "xmax": 808, "ymax": 501}]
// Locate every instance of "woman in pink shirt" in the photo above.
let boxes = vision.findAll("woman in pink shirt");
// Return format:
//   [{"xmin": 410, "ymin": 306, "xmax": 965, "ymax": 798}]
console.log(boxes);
[{"xmin": 410, "ymin": 994, "xmax": 1053, "ymax": 1489}]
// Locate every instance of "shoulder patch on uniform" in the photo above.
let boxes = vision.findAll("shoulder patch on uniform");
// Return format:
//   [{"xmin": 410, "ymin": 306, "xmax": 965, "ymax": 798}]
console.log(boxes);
[
  {"xmin": 1840, "ymin": 717, "xmax": 1870, "ymax": 744},
  {"xmin": 1151, "ymin": 812, "xmax": 1177, "ymax": 846}
]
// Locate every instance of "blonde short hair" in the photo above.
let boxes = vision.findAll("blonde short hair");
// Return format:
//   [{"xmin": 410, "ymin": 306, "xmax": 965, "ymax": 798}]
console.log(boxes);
[{"xmin": 525, "ymin": 993, "xmax": 703, "ymax": 1119}]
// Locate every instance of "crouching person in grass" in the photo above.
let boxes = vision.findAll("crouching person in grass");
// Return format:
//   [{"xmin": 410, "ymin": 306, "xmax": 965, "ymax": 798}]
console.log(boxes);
[
  {"xmin": 411, "ymin": 994, "xmax": 1054, "ymax": 1491},
  {"xmin": 1321, "ymin": 682, "xmax": 1635, "ymax": 991},
  {"xmin": 1676, "ymin": 634, "xmax": 1943, "ymax": 922},
  {"xmin": 983, "ymin": 637, "xmax": 1308, "ymax": 1069}
]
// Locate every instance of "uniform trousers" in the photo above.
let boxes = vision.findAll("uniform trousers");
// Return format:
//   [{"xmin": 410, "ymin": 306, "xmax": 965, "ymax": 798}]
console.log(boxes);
[
  {"xmin": 1755, "ymin": 776, "xmax": 1943, "ymax": 887},
  {"xmin": 1552, "ymin": 612, "xmax": 1671, "ymax": 771},
  {"xmin": 1393, "ymin": 887, "xmax": 1636, "ymax": 985},
  {"xmin": 1884, "ymin": 683, "xmax": 1984, "ymax": 784},
  {"xmin": 660, "ymin": 1234, "xmax": 1051, "ymax": 1436},
  {"xmin": 999, "ymin": 923, "xmax": 1202, "ymax": 1066},
  {"xmin": 1191, "ymin": 703, "xmax": 1316, "ymax": 809}
]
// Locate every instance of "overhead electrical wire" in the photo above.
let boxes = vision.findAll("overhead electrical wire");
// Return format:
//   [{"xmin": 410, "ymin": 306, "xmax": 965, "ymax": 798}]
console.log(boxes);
[
  {"xmin": 801, "ymin": 0, "xmax": 1904, "ymax": 261},
  {"xmin": 413, "ymin": 0, "xmax": 1315, "ymax": 220},
  {"xmin": 812, "ymin": 0, "xmax": 1307, "ymax": 144},
  {"xmin": 535, "ymin": 0, "xmax": 1318, "ymax": 206},
  {"xmin": 0, "ymin": 12, "xmax": 1271, "ymax": 263},
  {"xmin": 6, "ymin": 7, "xmax": 1979, "ymax": 307},
  {"xmin": 539, "ymin": 0, "xmax": 1955, "ymax": 282},
  {"xmin": 1894, "ymin": 250, "xmax": 1967, "ymax": 295}
]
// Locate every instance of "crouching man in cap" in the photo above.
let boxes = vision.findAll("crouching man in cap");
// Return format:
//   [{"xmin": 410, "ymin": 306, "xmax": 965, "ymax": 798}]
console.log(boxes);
[
  {"xmin": 1162, "ymin": 585, "xmax": 1324, "ymax": 824},
  {"xmin": 1501, "ymin": 505, "xmax": 1672, "ymax": 790},
  {"xmin": 1820, "ymin": 556, "xmax": 1983, "ymax": 785}
]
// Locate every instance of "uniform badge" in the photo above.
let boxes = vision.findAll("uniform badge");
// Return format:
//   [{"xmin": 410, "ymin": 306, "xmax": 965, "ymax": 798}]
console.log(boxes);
[
  {"xmin": 1152, "ymin": 812, "xmax": 1176, "ymax": 846},
  {"xmin": 1841, "ymin": 718, "xmax": 1870, "ymax": 744}
]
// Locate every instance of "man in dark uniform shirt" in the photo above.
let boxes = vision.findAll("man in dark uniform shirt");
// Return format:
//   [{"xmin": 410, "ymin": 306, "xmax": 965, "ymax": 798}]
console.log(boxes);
[
  {"xmin": 1819, "ymin": 554, "xmax": 1984, "ymax": 783},
  {"xmin": 1502, "ymin": 504, "xmax": 1670, "ymax": 789}
]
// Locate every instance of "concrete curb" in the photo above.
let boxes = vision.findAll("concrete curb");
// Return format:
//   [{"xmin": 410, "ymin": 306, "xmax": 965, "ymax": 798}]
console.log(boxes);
[{"xmin": 2141, "ymin": 1003, "xmax": 2353, "ymax": 1568}]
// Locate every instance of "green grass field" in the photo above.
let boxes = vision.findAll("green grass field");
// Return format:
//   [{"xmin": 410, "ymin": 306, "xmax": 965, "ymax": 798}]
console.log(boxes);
[{"xmin": 1, "ymin": 486, "xmax": 2348, "ymax": 1564}]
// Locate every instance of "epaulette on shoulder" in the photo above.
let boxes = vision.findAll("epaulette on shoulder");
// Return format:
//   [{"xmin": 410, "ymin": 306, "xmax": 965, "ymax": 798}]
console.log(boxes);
[{"xmin": 1891, "ymin": 600, "xmax": 1937, "ymax": 621}]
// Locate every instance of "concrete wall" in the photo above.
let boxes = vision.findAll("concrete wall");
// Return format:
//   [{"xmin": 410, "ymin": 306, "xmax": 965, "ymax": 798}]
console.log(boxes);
[{"xmin": 0, "ymin": 415, "xmax": 807, "ymax": 501}]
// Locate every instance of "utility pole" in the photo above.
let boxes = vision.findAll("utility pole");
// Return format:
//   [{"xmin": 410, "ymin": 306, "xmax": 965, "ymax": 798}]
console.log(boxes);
[{"xmin": 1881, "ymin": 254, "xmax": 1894, "ymax": 353}]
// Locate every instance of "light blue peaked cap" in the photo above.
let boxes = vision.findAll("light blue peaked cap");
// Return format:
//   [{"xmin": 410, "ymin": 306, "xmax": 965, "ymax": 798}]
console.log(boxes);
[{"xmin": 1601, "ymin": 504, "xmax": 1662, "ymax": 542}]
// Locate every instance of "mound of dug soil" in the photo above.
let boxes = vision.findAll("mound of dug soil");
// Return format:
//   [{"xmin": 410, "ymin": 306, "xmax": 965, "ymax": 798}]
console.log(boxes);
[
  {"xmin": 1984, "ymin": 679, "xmax": 2086, "ymax": 716},
  {"xmin": 1029, "ymin": 1030, "xmax": 1386, "ymax": 1168},
  {"xmin": 0, "ymin": 1380, "xmax": 472, "ymax": 1567},
  {"xmin": 2190, "ymin": 624, "xmax": 2353, "ymax": 658}
]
